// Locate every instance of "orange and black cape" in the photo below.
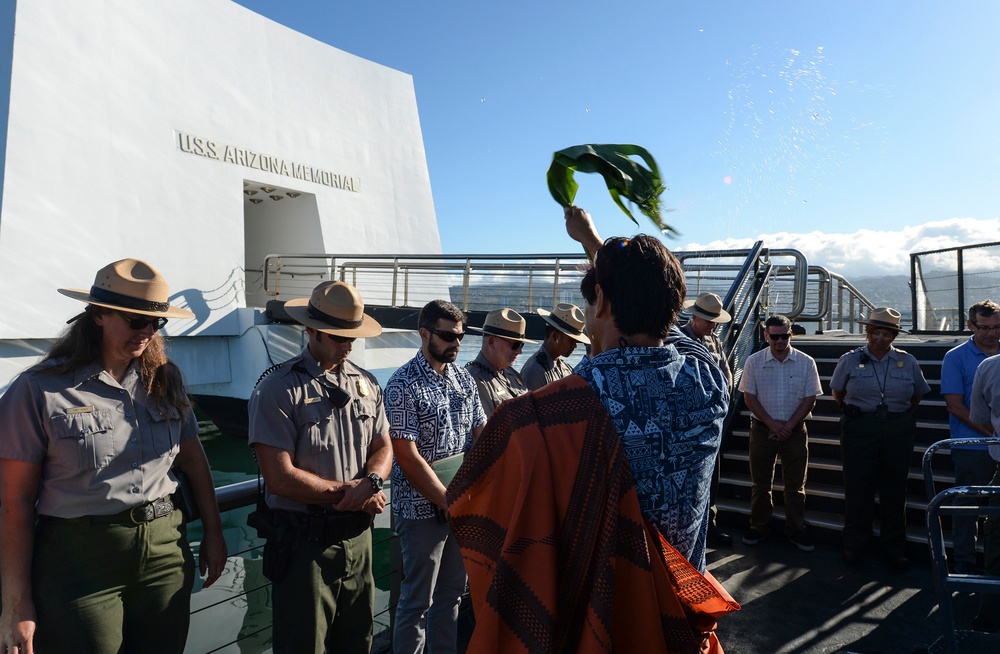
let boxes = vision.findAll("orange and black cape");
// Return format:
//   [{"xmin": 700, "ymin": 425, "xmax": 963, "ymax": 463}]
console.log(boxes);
[{"xmin": 447, "ymin": 374, "xmax": 739, "ymax": 654}]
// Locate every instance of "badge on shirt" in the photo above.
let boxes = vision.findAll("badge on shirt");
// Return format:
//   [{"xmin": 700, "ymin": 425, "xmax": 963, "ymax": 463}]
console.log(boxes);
[
  {"xmin": 67, "ymin": 405, "xmax": 95, "ymax": 414},
  {"xmin": 897, "ymin": 360, "xmax": 904, "ymax": 368},
  {"xmin": 357, "ymin": 378, "xmax": 369, "ymax": 397}
]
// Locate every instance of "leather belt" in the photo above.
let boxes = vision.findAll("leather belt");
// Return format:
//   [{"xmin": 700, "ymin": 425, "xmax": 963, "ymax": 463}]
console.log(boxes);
[
  {"xmin": 128, "ymin": 497, "xmax": 176, "ymax": 524},
  {"xmin": 39, "ymin": 497, "xmax": 175, "ymax": 527}
]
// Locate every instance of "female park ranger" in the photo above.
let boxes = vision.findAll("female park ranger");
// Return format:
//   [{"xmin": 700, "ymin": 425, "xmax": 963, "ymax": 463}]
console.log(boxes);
[
  {"xmin": 830, "ymin": 307, "xmax": 930, "ymax": 571},
  {"xmin": 0, "ymin": 258, "xmax": 227, "ymax": 654}
]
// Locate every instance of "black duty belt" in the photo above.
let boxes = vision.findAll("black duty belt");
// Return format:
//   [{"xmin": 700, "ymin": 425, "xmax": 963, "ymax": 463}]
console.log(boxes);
[
  {"xmin": 39, "ymin": 497, "xmax": 175, "ymax": 527},
  {"xmin": 273, "ymin": 508, "xmax": 371, "ymax": 544},
  {"xmin": 860, "ymin": 410, "xmax": 907, "ymax": 419}
]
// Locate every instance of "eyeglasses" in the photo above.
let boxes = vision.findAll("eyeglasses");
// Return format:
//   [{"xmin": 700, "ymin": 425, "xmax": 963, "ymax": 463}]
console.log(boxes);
[
  {"xmin": 428, "ymin": 328, "xmax": 465, "ymax": 343},
  {"xmin": 972, "ymin": 323, "xmax": 1000, "ymax": 333},
  {"xmin": 503, "ymin": 338, "xmax": 524, "ymax": 352},
  {"xmin": 767, "ymin": 332, "xmax": 791, "ymax": 340},
  {"xmin": 111, "ymin": 309, "xmax": 168, "ymax": 331},
  {"xmin": 326, "ymin": 334, "xmax": 356, "ymax": 344}
]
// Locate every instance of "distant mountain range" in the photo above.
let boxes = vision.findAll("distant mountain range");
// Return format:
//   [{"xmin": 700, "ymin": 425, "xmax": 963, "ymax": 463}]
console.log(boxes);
[{"xmin": 849, "ymin": 274, "xmax": 911, "ymax": 312}]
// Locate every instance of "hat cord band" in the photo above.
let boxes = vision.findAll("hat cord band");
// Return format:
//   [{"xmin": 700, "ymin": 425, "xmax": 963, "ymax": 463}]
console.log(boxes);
[
  {"xmin": 483, "ymin": 325, "xmax": 526, "ymax": 340},
  {"xmin": 308, "ymin": 303, "xmax": 363, "ymax": 329},
  {"xmin": 548, "ymin": 314, "xmax": 583, "ymax": 335},
  {"xmin": 90, "ymin": 286, "xmax": 170, "ymax": 313},
  {"xmin": 696, "ymin": 305, "xmax": 722, "ymax": 319}
]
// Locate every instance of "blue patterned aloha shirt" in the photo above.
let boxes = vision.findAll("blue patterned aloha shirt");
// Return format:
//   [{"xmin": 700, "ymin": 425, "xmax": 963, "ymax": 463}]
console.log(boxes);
[
  {"xmin": 386, "ymin": 349, "xmax": 488, "ymax": 520},
  {"xmin": 574, "ymin": 326, "xmax": 729, "ymax": 572}
]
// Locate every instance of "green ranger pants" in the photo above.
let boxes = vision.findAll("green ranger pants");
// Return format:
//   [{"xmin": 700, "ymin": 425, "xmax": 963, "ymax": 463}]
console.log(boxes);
[
  {"xmin": 840, "ymin": 412, "xmax": 916, "ymax": 555},
  {"xmin": 32, "ymin": 508, "xmax": 195, "ymax": 654},
  {"xmin": 270, "ymin": 528, "xmax": 374, "ymax": 654}
]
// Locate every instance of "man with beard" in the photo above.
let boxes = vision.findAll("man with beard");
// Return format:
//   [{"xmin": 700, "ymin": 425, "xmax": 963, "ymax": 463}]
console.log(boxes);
[{"xmin": 386, "ymin": 299, "xmax": 487, "ymax": 654}]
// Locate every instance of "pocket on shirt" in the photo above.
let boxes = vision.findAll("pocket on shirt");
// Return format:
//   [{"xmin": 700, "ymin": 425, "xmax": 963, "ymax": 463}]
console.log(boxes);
[
  {"xmin": 300, "ymin": 404, "xmax": 336, "ymax": 454},
  {"xmin": 888, "ymin": 369, "xmax": 914, "ymax": 395},
  {"xmin": 50, "ymin": 409, "xmax": 116, "ymax": 469},
  {"xmin": 147, "ymin": 404, "xmax": 183, "ymax": 457}
]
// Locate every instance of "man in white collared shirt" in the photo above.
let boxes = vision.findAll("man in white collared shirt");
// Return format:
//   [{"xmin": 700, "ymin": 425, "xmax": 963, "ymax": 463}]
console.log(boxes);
[{"xmin": 738, "ymin": 315, "xmax": 822, "ymax": 552}]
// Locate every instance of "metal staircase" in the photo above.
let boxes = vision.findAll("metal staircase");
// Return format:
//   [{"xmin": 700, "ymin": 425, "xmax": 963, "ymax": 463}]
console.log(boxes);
[{"xmin": 718, "ymin": 335, "xmax": 959, "ymax": 549}]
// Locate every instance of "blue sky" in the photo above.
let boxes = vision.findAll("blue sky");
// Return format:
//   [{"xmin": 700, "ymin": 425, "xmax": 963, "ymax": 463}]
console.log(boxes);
[{"xmin": 233, "ymin": 1, "xmax": 1000, "ymax": 276}]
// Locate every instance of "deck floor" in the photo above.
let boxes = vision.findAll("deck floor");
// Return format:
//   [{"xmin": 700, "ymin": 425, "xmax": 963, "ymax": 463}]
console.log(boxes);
[
  {"xmin": 449, "ymin": 512, "xmax": 998, "ymax": 654},
  {"xmin": 705, "ymin": 525, "xmax": 944, "ymax": 653}
]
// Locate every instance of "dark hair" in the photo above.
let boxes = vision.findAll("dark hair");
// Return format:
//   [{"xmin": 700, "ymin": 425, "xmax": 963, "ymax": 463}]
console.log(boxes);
[
  {"xmin": 38, "ymin": 305, "xmax": 191, "ymax": 414},
  {"xmin": 419, "ymin": 299, "xmax": 465, "ymax": 331},
  {"xmin": 764, "ymin": 315, "xmax": 792, "ymax": 330},
  {"xmin": 544, "ymin": 324, "xmax": 559, "ymax": 340},
  {"xmin": 580, "ymin": 235, "xmax": 685, "ymax": 339},
  {"xmin": 969, "ymin": 300, "xmax": 1000, "ymax": 323}
]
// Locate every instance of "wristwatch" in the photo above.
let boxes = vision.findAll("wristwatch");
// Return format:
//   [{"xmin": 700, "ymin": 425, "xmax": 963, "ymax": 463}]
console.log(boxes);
[{"xmin": 366, "ymin": 472, "xmax": 384, "ymax": 493}]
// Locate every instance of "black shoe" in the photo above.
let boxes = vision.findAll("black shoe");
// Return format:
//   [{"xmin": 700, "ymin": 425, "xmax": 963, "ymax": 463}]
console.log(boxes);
[
  {"xmin": 841, "ymin": 548, "xmax": 863, "ymax": 565},
  {"xmin": 742, "ymin": 528, "xmax": 767, "ymax": 546},
  {"xmin": 707, "ymin": 526, "xmax": 733, "ymax": 548},
  {"xmin": 972, "ymin": 613, "xmax": 1000, "ymax": 633},
  {"xmin": 889, "ymin": 553, "xmax": 911, "ymax": 571},
  {"xmin": 787, "ymin": 527, "xmax": 815, "ymax": 552},
  {"xmin": 953, "ymin": 561, "xmax": 975, "ymax": 575}
]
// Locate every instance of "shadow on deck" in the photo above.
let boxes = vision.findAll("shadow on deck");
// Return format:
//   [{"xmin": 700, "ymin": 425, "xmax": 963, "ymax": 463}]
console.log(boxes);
[
  {"xmin": 701, "ymin": 514, "xmax": 992, "ymax": 654},
  {"xmin": 448, "ymin": 511, "xmax": 996, "ymax": 654}
]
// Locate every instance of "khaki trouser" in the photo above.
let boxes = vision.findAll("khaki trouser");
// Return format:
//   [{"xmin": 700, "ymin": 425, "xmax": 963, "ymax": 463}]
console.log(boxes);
[{"xmin": 748, "ymin": 418, "xmax": 809, "ymax": 535}]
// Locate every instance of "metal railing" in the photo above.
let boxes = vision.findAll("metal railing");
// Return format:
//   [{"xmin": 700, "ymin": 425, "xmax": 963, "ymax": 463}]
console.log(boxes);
[
  {"xmin": 261, "ymin": 253, "xmax": 591, "ymax": 314},
  {"xmin": 188, "ymin": 478, "xmax": 397, "ymax": 653},
  {"xmin": 911, "ymin": 241, "xmax": 1000, "ymax": 333}
]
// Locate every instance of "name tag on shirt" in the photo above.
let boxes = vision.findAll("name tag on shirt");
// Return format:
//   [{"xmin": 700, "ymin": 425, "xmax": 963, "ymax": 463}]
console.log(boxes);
[
  {"xmin": 304, "ymin": 396, "xmax": 322, "ymax": 405},
  {"xmin": 67, "ymin": 405, "xmax": 95, "ymax": 414}
]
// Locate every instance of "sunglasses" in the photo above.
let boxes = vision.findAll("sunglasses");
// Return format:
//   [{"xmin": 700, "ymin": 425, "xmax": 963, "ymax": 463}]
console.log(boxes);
[
  {"xmin": 325, "ymin": 334, "xmax": 356, "ymax": 344},
  {"xmin": 111, "ymin": 309, "xmax": 168, "ymax": 331},
  {"xmin": 767, "ymin": 332, "xmax": 791, "ymax": 340},
  {"xmin": 428, "ymin": 328, "xmax": 465, "ymax": 343},
  {"xmin": 972, "ymin": 323, "xmax": 1000, "ymax": 333},
  {"xmin": 503, "ymin": 338, "xmax": 524, "ymax": 352}
]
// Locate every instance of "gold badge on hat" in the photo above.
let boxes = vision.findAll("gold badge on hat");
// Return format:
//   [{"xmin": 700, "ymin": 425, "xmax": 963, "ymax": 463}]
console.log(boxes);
[{"xmin": 357, "ymin": 378, "xmax": 369, "ymax": 397}]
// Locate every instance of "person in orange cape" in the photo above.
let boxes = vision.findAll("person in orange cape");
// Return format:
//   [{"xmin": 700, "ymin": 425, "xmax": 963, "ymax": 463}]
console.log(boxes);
[{"xmin": 447, "ymin": 207, "xmax": 739, "ymax": 654}]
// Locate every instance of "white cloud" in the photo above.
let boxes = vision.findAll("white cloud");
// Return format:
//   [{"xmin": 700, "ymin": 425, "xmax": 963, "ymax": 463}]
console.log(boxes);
[{"xmin": 677, "ymin": 217, "xmax": 1000, "ymax": 278}]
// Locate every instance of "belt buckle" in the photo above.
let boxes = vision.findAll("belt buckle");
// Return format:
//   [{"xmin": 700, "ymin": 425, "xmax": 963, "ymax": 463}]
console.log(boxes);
[
  {"xmin": 152, "ymin": 498, "xmax": 173, "ymax": 520},
  {"xmin": 129, "ymin": 503, "xmax": 155, "ymax": 524},
  {"xmin": 129, "ymin": 499, "xmax": 171, "ymax": 524}
]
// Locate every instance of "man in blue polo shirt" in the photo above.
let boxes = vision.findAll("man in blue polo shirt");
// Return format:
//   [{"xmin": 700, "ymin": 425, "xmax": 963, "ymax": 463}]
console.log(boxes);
[{"xmin": 941, "ymin": 299, "xmax": 1000, "ymax": 573}]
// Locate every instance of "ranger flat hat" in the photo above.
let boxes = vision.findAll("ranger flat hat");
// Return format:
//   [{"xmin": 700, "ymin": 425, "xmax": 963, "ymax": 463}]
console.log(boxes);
[
  {"xmin": 284, "ymin": 281, "xmax": 382, "ymax": 338},
  {"xmin": 537, "ymin": 303, "xmax": 590, "ymax": 344},
  {"xmin": 58, "ymin": 258, "xmax": 194, "ymax": 319},
  {"xmin": 682, "ymin": 292, "xmax": 731, "ymax": 323},
  {"xmin": 469, "ymin": 308, "xmax": 537, "ymax": 343},
  {"xmin": 860, "ymin": 307, "xmax": 908, "ymax": 334}
]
